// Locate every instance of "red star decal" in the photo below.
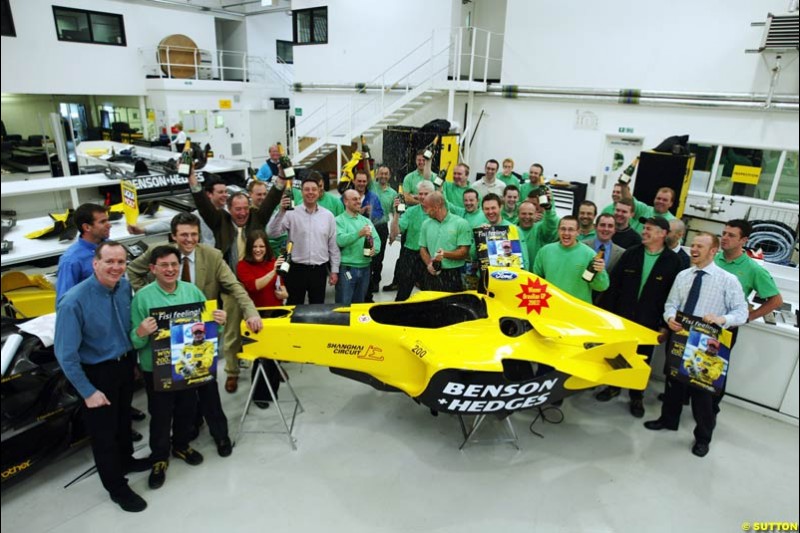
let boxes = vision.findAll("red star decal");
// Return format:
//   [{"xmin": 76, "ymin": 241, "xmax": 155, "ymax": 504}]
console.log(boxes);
[{"xmin": 516, "ymin": 277, "xmax": 552, "ymax": 315}]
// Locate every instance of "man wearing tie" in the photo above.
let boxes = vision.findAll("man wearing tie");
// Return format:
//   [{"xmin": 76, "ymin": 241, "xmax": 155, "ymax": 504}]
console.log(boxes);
[{"xmin": 644, "ymin": 232, "xmax": 748, "ymax": 458}]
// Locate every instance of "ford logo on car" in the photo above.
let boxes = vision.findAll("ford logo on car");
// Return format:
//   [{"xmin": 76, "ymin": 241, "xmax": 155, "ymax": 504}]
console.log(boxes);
[{"xmin": 491, "ymin": 270, "xmax": 518, "ymax": 281}]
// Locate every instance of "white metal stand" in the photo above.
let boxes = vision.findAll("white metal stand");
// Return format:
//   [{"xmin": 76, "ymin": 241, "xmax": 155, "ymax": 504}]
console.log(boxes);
[{"xmin": 234, "ymin": 359, "xmax": 304, "ymax": 451}]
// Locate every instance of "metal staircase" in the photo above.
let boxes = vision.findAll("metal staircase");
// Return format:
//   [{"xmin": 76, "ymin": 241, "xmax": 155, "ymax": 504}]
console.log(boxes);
[{"xmin": 290, "ymin": 27, "xmax": 501, "ymax": 169}]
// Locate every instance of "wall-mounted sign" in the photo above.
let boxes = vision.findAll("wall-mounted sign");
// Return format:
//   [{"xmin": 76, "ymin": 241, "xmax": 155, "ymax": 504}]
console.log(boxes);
[
  {"xmin": 219, "ymin": 99, "xmax": 232, "ymax": 109},
  {"xmin": 295, "ymin": 107, "xmax": 303, "ymax": 116},
  {"xmin": 731, "ymin": 164, "xmax": 761, "ymax": 185}
]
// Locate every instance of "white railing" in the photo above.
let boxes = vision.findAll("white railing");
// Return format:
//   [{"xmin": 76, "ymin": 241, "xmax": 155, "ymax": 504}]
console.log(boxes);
[
  {"xmin": 138, "ymin": 45, "xmax": 291, "ymax": 87},
  {"xmin": 291, "ymin": 26, "xmax": 503, "ymax": 155}
]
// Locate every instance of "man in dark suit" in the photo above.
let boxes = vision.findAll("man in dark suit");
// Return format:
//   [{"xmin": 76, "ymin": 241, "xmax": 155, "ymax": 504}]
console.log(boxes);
[
  {"xmin": 581, "ymin": 213, "xmax": 624, "ymax": 304},
  {"xmin": 581, "ymin": 213, "xmax": 624, "ymax": 273},
  {"xmin": 666, "ymin": 218, "xmax": 690, "ymax": 271},
  {"xmin": 595, "ymin": 216, "xmax": 681, "ymax": 418},
  {"xmin": 127, "ymin": 213, "xmax": 262, "ymax": 457}
]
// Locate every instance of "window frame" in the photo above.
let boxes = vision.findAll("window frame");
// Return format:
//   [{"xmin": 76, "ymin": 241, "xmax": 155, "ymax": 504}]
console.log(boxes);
[
  {"xmin": 1, "ymin": 0, "xmax": 16, "ymax": 37},
  {"xmin": 292, "ymin": 6, "xmax": 327, "ymax": 46},
  {"xmin": 52, "ymin": 5, "xmax": 127, "ymax": 47}
]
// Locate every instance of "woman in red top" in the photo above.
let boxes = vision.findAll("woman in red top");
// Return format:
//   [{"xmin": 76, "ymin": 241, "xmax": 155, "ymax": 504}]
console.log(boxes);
[{"xmin": 238, "ymin": 230, "xmax": 288, "ymax": 408}]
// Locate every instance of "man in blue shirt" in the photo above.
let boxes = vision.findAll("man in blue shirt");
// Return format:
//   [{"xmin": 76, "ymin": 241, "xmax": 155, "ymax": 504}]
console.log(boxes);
[
  {"xmin": 55, "ymin": 203, "xmax": 110, "ymax": 303},
  {"xmin": 255, "ymin": 144, "xmax": 281, "ymax": 182},
  {"xmin": 54, "ymin": 241, "xmax": 149, "ymax": 513}
]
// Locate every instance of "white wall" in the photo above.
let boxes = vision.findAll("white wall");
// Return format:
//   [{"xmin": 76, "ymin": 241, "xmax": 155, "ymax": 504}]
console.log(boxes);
[
  {"xmin": 291, "ymin": 0, "xmax": 454, "ymax": 84},
  {"xmin": 245, "ymin": 10, "xmax": 294, "ymax": 92},
  {"xmin": 1, "ymin": 0, "xmax": 218, "ymax": 95},
  {"xmin": 501, "ymin": 0, "xmax": 799, "ymax": 94}
]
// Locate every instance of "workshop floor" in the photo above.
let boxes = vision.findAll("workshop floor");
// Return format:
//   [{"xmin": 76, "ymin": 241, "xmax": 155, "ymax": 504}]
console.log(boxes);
[{"xmin": 2, "ymin": 241, "xmax": 798, "ymax": 533}]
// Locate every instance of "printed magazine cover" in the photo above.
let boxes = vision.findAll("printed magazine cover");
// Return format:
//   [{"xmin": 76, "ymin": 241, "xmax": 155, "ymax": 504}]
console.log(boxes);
[{"xmin": 150, "ymin": 300, "xmax": 219, "ymax": 391}]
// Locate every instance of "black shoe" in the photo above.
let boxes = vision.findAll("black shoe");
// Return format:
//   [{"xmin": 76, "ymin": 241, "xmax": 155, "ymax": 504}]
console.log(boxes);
[
  {"xmin": 692, "ymin": 442, "xmax": 709, "ymax": 457},
  {"xmin": 643, "ymin": 419, "xmax": 678, "ymax": 431},
  {"xmin": 254, "ymin": 400, "xmax": 270, "ymax": 410},
  {"xmin": 382, "ymin": 283, "xmax": 398, "ymax": 291},
  {"xmin": 111, "ymin": 485, "xmax": 147, "ymax": 512},
  {"xmin": 216, "ymin": 437, "xmax": 233, "ymax": 458},
  {"xmin": 130, "ymin": 407, "xmax": 146, "ymax": 422},
  {"xmin": 131, "ymin": 429, "xmax": 143, "ymax": 442},
  {"xmin": 172, "ymin": 446, "xmax": 204, "ymax": 466},
  {"xmin": 125, "ymin": 457, "xmax": 152, "ymax": 474},
  {"xmin": 148, "ymin": 461, "xmax": 168, "ymax": 490},
  {"xmin": 629, "ymin": 399, "xmax": 645, "ymax": 418},
  {"xmin": 595, "ymin": 387, "xmax": 621, "ymax": 402}
]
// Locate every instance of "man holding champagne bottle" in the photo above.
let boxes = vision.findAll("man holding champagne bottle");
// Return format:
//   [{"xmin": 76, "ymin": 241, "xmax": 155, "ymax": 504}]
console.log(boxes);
[
  {"xmin": 533, "ymin": 216, "xmax": 609, "ymax": 304},
  {"xmin": 335, "ymin": 189, "xmax": 381, "ymax": 304}
]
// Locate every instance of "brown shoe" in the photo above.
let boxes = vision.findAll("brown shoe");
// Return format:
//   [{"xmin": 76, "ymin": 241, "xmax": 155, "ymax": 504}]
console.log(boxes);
[{"xmin": 225, "ymin": 376, "xmax": 238, "ymax": 393}]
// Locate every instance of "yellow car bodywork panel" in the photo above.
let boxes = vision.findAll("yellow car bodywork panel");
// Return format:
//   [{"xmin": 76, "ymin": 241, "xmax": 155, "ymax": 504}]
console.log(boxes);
[
  {"xmin": 241, "ymin": 267, "xmax": 659, "ymax": 414},
  {"xmin": 1, "ymin": 272, "xmax": 57, "ymax": 319}
]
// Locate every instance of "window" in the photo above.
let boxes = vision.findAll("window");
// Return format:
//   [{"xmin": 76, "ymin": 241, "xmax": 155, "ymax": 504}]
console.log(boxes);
[
  {"xmin": 277, "ymin": 39, "xmax": 294, "ymax": 64},
  {"xmin": 688, "ymin": 144, "xmax": 798, "ymax": 205},
  {"xmin": 293, "ymin": 6, "xmax": 327, "ymax": 45},
  {"xmin": 53, "ymin": 6, "xmax": 126, "ymax": 46},
  {"xmin": 1, "ymin": 0, "xmax": 15, "ymax": 37}
]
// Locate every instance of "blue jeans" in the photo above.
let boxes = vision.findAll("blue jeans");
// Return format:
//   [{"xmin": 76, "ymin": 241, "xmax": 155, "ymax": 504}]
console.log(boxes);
[{"xmin": 335, "ymin": 265, "xmax": 371, "ymax": 304}]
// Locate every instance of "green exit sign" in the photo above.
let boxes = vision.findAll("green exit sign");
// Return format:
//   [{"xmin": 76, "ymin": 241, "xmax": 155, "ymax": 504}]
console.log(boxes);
[
  {"xmin": 294, "ymin": 107, "xmax": 303, "ymax": 116},
  {"xmin": 618, "ymin": 127, "xmax": 634, "ymax": 133}
]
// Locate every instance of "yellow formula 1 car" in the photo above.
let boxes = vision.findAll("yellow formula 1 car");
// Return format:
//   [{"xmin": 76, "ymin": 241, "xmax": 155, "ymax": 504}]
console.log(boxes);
[{"xmin": 241, "ymin": 267, "xmax": 659, "ymax": 415}]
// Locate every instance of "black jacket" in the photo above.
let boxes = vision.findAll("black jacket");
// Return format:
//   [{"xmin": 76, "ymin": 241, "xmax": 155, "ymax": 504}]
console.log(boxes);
[{"xmin": 601, "ymin": 245, "xmax": 681, "ymax": 330}]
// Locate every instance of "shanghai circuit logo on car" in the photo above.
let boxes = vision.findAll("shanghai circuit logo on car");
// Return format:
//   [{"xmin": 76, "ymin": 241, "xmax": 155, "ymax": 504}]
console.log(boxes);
[
  {"xmin": 491, "ymin": 270, "xmax": 518, "ymax": 281},
  {"xmin": 516, "ymin": 277, "xmax": 552, "ymax": 315}
]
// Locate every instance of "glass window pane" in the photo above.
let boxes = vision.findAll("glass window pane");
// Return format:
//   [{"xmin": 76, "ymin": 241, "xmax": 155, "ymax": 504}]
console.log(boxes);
[
  {"xmin": 90, "ymin": 13, "xmax": 124, "ymax": 45},
  {"xmin": 688, "ymin": 143, "xmax": 718, "ymax": 192},
  {"xmin": 775, "ymin": 151, "xmax": 799, "ymax": 204},
  {"xmin": 712, "ymin": 147, "xmax": 779, "ymax": 200},
  {"xmin": 54, "ymin": 8, "xmax": 90, "ymax": 42},
  {"xmin": 296, "ymin": 11, "xmax": 311, "ymax": 44},
  {"xmin": 313, "ymin": 8, "xmax": 327, "ymax": 43}
]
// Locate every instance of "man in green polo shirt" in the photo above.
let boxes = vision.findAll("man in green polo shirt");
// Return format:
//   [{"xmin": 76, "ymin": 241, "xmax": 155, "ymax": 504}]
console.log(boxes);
[
  {"xmin": 335, "ymin": 189, "xmax": 381, "ymax": 305},
  {"xmin": 578, "ymin": 200, "xmax": 597, "ymax": 241},
  {"xmin": 391, "ymin": 181, "xmax": 434, "ymax": 301},
  {"xmin": 519, "ymin": 163, "xmax": 544, "ymax": 200},
  {"xmin": 602, "ymin": 186, "xmax": 677, "ymax": 234},
  {"xmin": 419, "ymin": 192, "xmax": 472, "ymax": 292},
  {"xmin": 130, "ymin": 245, "xmax": 229, "ymax": 490},
  {"xmin": 401, "ymin": 150, "xmax": 432, "ymax": 206},
  {"xmin": 442, "ymin": 163, "xmax": 471, "ymax": 209},
  {"xmin": 501, "ymin": 184, "xmax": 520, "ymax": 224},
  {"xmin": 715, "ymin": 219, "xmax": 783, "ymax": 322},
  {"xmin": 517, "ymin": 197, "xmax": 559, "ymax": 268},
  {"xmin": 366, "ymin": 164, "xmax": 397, "ymax": 300},
  {"xmin": 533, "ymin": 216, "xmax": 609, "ymax": 304}
]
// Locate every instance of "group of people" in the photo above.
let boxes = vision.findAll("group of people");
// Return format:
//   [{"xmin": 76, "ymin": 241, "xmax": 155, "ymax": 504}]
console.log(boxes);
[{"xmin": 50, "ymin": 147, "xmax": 784, "ymax": 513}]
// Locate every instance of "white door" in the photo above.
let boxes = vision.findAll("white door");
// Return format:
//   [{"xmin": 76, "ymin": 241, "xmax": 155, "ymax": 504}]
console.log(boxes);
[{"xmin": 593, "ymin": 135, "xmax": 644, "ymax": 207}]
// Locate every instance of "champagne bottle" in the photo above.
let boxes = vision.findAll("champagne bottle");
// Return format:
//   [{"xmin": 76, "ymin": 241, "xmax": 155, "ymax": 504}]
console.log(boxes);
[
  {"xmin": 434, "ymin": 162, "xmax": 451, "ymax": 188},
  {"xmin": 279, "ymin": 154, "xmax": 295, "ymax": 180},
  {"xmin": 617, "ymin": 157, "xmax": 639, "ymax": 185},
  {"xmin": 362, "ymin": 233, "xmax": 373, "ymax": 257},
  {"xmin": 581, "ymin": 249, "xmax": 605, "ymax": 282},
  {"xmin": 537, "ymin": 184, "xmax": 551, "ymax": 210},
  {"xmin": 396, "ymin": 185, "xmax": 407, "ymax": 213},
  {"xmin": 283, "ymin": 177, "xmax": 295, "ymax": 210},
  {"xmin": 177, "ymin": 141, "xmax": 193, "ymax": 177},
  {"xmin": 278, "ymin": 241, "xmax": 293, "ymax": 277},
  {"xmin": 432, "ymin": 257, "xmax": 442, "ymax": 274},
  {"xmin": 423, "ymin": 135, "xmax": 439, "ymax": 160},
  {"xmin": 360, "ymin": 135, "xmax": 370, "ymax": 160}
]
